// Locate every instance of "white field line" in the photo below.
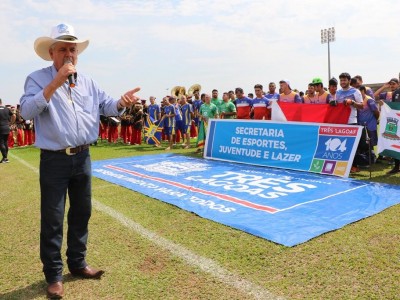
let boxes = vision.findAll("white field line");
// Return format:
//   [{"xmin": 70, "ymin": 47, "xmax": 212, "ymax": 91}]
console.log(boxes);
[{"xmin": 9, "ymin": 152, "xmax": 284, "ymax": 300}]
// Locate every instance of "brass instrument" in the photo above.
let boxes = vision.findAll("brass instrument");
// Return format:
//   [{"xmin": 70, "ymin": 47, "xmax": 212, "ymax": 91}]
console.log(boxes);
[
  {"xmin": 171, "ymin": 86, "xmax": 183, "ymax": 98},
  {"xmin": 187, "ymin": 84, "xmax": 201, "ymax": 97},
  {"xmin": 171, "ymin": 84, "xmax": 201, "ymax": 98}
]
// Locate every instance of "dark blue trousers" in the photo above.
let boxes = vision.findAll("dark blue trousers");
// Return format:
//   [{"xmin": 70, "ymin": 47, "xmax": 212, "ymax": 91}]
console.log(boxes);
[{"xmin": 39, "ymin": 149, "xmax": 91, "ymax": 283}]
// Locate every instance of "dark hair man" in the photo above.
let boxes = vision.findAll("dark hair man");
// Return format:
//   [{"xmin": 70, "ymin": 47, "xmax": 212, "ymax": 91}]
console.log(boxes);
[
  {"xmin": 252, "ymin": 84, "xmax": 270, "ymax": 120},
  {"xmin": 235, "ymin": 88, "xmax": 253, "ymax": 119},
  {"xmin": 374, "ymin": 78, "xmax": 399, "ymax": 104},
  {"xmin": 328, "ymin": 78, "xmax": 338, "ymax": 100},
  {"xmin": 211, "ymin": 89, "xmax": 222, "ymax": 113},
  {"xmin": 335, "ymin": 72, "xmax": 363, "ymax": 124},
  {"xmin": 311, "ymin": 77, "xmax": 331, "ymax": 103},
  {"xmin": 219, "ymin": 92, "xmax": 236, "ymax": 119},
  {"xmin": 265, "ymin": 82, "xmax": 280, "ymax": 102},
  {"xmin": 354, "ymin": 75, "xmax": 374, "ymax": 98},
  {"xmin": 278, "ymin": 80, "xmax": 302, "ymax": 103}
]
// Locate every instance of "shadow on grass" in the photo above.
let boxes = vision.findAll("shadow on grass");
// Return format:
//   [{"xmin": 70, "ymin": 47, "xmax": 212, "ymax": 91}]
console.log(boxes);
[{"xmin": 0, "ymin": 274, "xmax": 82, "ymax": 299}]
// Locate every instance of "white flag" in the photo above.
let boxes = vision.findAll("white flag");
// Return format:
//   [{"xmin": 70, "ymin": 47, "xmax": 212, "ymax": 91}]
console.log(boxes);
[{"xmin": 377, "ymin": 103, "xmax": 400, "ymax": 160}]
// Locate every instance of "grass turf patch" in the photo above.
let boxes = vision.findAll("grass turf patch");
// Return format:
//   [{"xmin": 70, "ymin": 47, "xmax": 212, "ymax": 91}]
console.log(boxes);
[{"xmin": 1, "ymin": 140, "xmax": 399, "ymax": 299}]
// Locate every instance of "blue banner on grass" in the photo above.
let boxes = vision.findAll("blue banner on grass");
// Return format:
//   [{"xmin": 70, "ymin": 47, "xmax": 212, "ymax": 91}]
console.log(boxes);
[{"xmin": 92, "ymin": 154, "xmax": 400, "ymax": 247}]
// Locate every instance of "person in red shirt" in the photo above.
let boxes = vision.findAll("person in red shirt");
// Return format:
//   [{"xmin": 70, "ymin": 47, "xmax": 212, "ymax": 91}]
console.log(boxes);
[
  {"xmin": 234, "ymin": 88, "xmax": 253, "ymax": 119},
  {"xmin": 251, "ymin": 84, "xmax": 270, "ymax": 120}
]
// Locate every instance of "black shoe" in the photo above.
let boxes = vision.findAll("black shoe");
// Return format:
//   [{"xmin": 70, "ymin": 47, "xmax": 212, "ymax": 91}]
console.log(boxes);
[{"xmin": 387, "ymin": 167, "xmax": 400, "ymax": 175}]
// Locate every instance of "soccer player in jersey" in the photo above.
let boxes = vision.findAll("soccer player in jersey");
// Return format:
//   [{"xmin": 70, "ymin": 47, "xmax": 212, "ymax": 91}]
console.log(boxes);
[
  {"xmin": 335, "ymin": 73, "xmax": 364, "ymax": 173},
  {"xmin": 336, "ymin": 72, "xmax": 363, "ymax": 124},
  {"xmin": 219, "ymin": 92, "xmax": 236, "ymax": 119},
  {"xmin": 180, "ymin": 95, "xmax": 193, "ymax": 149},
  {"xmin": 265, "ymin": 82, "xmax": 280, "ymax": 102},
  {"xmin": 192, "ymin": 90, "xmax": 203, "ymax": 127},
  {"xmin": 279, "ymin": 80, "xmax": 302, "ymax": 103},
  {"xmin": 303, "ymin": 83, "xmax": 318, "ymax": 104},
  {"xmin": 265, "ymin": 82, "xmax": 280, "ymax": 119},
  {"xmin": 173, "ymin": 97, "xmax": 184, "ymax": 145},
  {"xmin": 163, "ymin": 97, "xmax": 176, "ymax": 150},
  {"xmin": 148, "ymin": 96, "xmax": 161, "ymax": 121},
  {"xmin": 235, "ymin": 87, "xmax": 253, "ymax": 119},
  {"xmin": 211, "ymin": 89, "xmax": 222, "ymax": 113},
  {"xmin": 252, "ymin": 84, "xmax": 270, "ymax": 120},
  {"xmin": 310, "ymin": 78, "xmax": 331, "ymax": 104},
  {"xmin": 146, "ymin": 96, "xmax": 162, "ymax": 147},
  {"xmin": 200, "ymin": 94, "xmax": 219, "ymax": 121}
]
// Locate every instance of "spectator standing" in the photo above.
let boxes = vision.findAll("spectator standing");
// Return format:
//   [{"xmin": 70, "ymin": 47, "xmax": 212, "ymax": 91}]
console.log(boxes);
[
  {"xmin": 0, "ymin": 98, "xmax": 15, "ymax": 163},
  {"xmin": 279, "ymin": 80, "xmax": 302, "ymax": 103},
  {"xmin": 311, "ymin": 78, "xmax": 331, "ymax": 103}
]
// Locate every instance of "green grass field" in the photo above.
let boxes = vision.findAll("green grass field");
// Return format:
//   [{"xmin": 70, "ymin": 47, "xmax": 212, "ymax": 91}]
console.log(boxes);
[{"xmin": 0, "ymin": 140, "xmax": 399, "ymax": 299}]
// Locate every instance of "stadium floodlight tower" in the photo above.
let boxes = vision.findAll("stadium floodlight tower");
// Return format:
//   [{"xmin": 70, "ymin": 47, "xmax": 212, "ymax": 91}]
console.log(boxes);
[{"xmin": 321, "ymin": 27, "xmax": 335, "ymax": 81}]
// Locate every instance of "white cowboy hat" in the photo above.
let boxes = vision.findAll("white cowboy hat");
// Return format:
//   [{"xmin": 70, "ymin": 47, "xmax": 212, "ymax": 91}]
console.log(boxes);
[{"xmin": 34, "ymin": 23, "xmax": 89, "ymax": 61}]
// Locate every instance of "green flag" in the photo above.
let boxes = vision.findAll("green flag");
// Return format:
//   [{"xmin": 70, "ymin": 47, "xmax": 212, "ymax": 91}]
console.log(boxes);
[{"xmin": 196, "ymin": 120, "xmax": 208, "ymax": 149}]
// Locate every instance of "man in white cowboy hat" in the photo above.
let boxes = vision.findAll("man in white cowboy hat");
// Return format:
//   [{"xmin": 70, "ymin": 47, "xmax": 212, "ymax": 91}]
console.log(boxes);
[{"xmin": 20, "ymin": 23, "xmax": 140, "ymax": 299}]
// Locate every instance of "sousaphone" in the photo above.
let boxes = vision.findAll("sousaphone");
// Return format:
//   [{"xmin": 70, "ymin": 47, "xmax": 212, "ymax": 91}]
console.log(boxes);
[
  {"xmin": 171, "ymin": 86, "xmax": 182, "ymax": 98},
  {"xmin": 187, "ymin": 84, "xmax": 201, "ymax": 97}
]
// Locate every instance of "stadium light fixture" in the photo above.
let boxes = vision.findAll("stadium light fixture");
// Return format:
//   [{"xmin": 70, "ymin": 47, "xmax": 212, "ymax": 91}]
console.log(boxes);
[{"xmin": 321, "ymin": 27, "xmax": 335, "ymax": 81}]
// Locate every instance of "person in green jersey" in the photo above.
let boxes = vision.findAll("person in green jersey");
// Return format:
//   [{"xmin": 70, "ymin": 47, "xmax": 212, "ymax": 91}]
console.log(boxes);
[
  {"xmin": 200, "ymin": 94, "xmax": 218, "ymax": 121},
  {"xmin": 219, "ymin": 92, "xmax": 237, "ymax": 119},
  {"xmin": 211, "ymin": 89, "xmax": 222, "ymax": 113}
]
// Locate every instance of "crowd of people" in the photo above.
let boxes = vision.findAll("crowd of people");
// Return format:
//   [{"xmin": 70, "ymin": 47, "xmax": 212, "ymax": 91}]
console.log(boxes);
[
  {"xmin": 0, "ymin": 102, "xmax": 35, "ymax": 162},
  {"xmin": 1, "ymin": 73, "xmax": 399, "ymax": 174},
  {"xmin": 86, "ymin": 73, "xmax": 397, "ymax": 174}
]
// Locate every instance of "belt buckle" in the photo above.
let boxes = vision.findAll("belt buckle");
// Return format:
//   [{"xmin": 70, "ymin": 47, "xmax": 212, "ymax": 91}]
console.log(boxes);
[{"xmin": 65, "ymin": 146, "xmax": 76, "ymax": 156}]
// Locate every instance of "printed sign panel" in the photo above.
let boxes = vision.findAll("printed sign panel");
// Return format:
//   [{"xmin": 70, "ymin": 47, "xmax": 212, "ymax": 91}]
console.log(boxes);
[{"xmin": 205, "ymin": 120, "xmax": 362, "ymax": 177}]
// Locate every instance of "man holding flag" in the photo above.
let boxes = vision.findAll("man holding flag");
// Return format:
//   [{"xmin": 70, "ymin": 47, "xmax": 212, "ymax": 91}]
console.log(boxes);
[{"xmin": 196, "ymin": 94, "xmax": 218, "ymax": 152}]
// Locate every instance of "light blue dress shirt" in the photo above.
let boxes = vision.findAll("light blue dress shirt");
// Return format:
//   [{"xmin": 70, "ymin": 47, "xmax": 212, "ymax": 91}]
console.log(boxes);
[{"xmin": 20, "ymin": 65, "xmax": 122, "ymax": 150}]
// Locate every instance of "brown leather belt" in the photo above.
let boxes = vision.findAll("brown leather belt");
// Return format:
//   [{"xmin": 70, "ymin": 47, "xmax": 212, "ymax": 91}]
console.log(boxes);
[{"xmin": 41, "ymin": 144, "xmax": 90, "ymax": 156}]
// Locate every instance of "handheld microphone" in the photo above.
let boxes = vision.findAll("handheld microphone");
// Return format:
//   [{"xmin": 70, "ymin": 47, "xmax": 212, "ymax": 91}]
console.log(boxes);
[{"xmin": 64, "ymin": 59, "xmax": 76, "ymax": 88}]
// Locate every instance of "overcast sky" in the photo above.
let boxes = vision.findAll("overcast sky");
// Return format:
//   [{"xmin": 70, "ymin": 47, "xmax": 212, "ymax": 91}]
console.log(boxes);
[{"xmin": 1, "ymin": 0, "xmax": 400, "ymax": 106}]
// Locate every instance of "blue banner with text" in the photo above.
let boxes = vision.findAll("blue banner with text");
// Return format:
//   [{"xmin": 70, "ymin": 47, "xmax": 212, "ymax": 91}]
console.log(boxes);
[
  {"xmin": 205, "ymin": 120, "xmax": 362, "ymax": 177},
  {"xmin": 92, "ymin": 154, "xmax": 400, "ymax": 247}
]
